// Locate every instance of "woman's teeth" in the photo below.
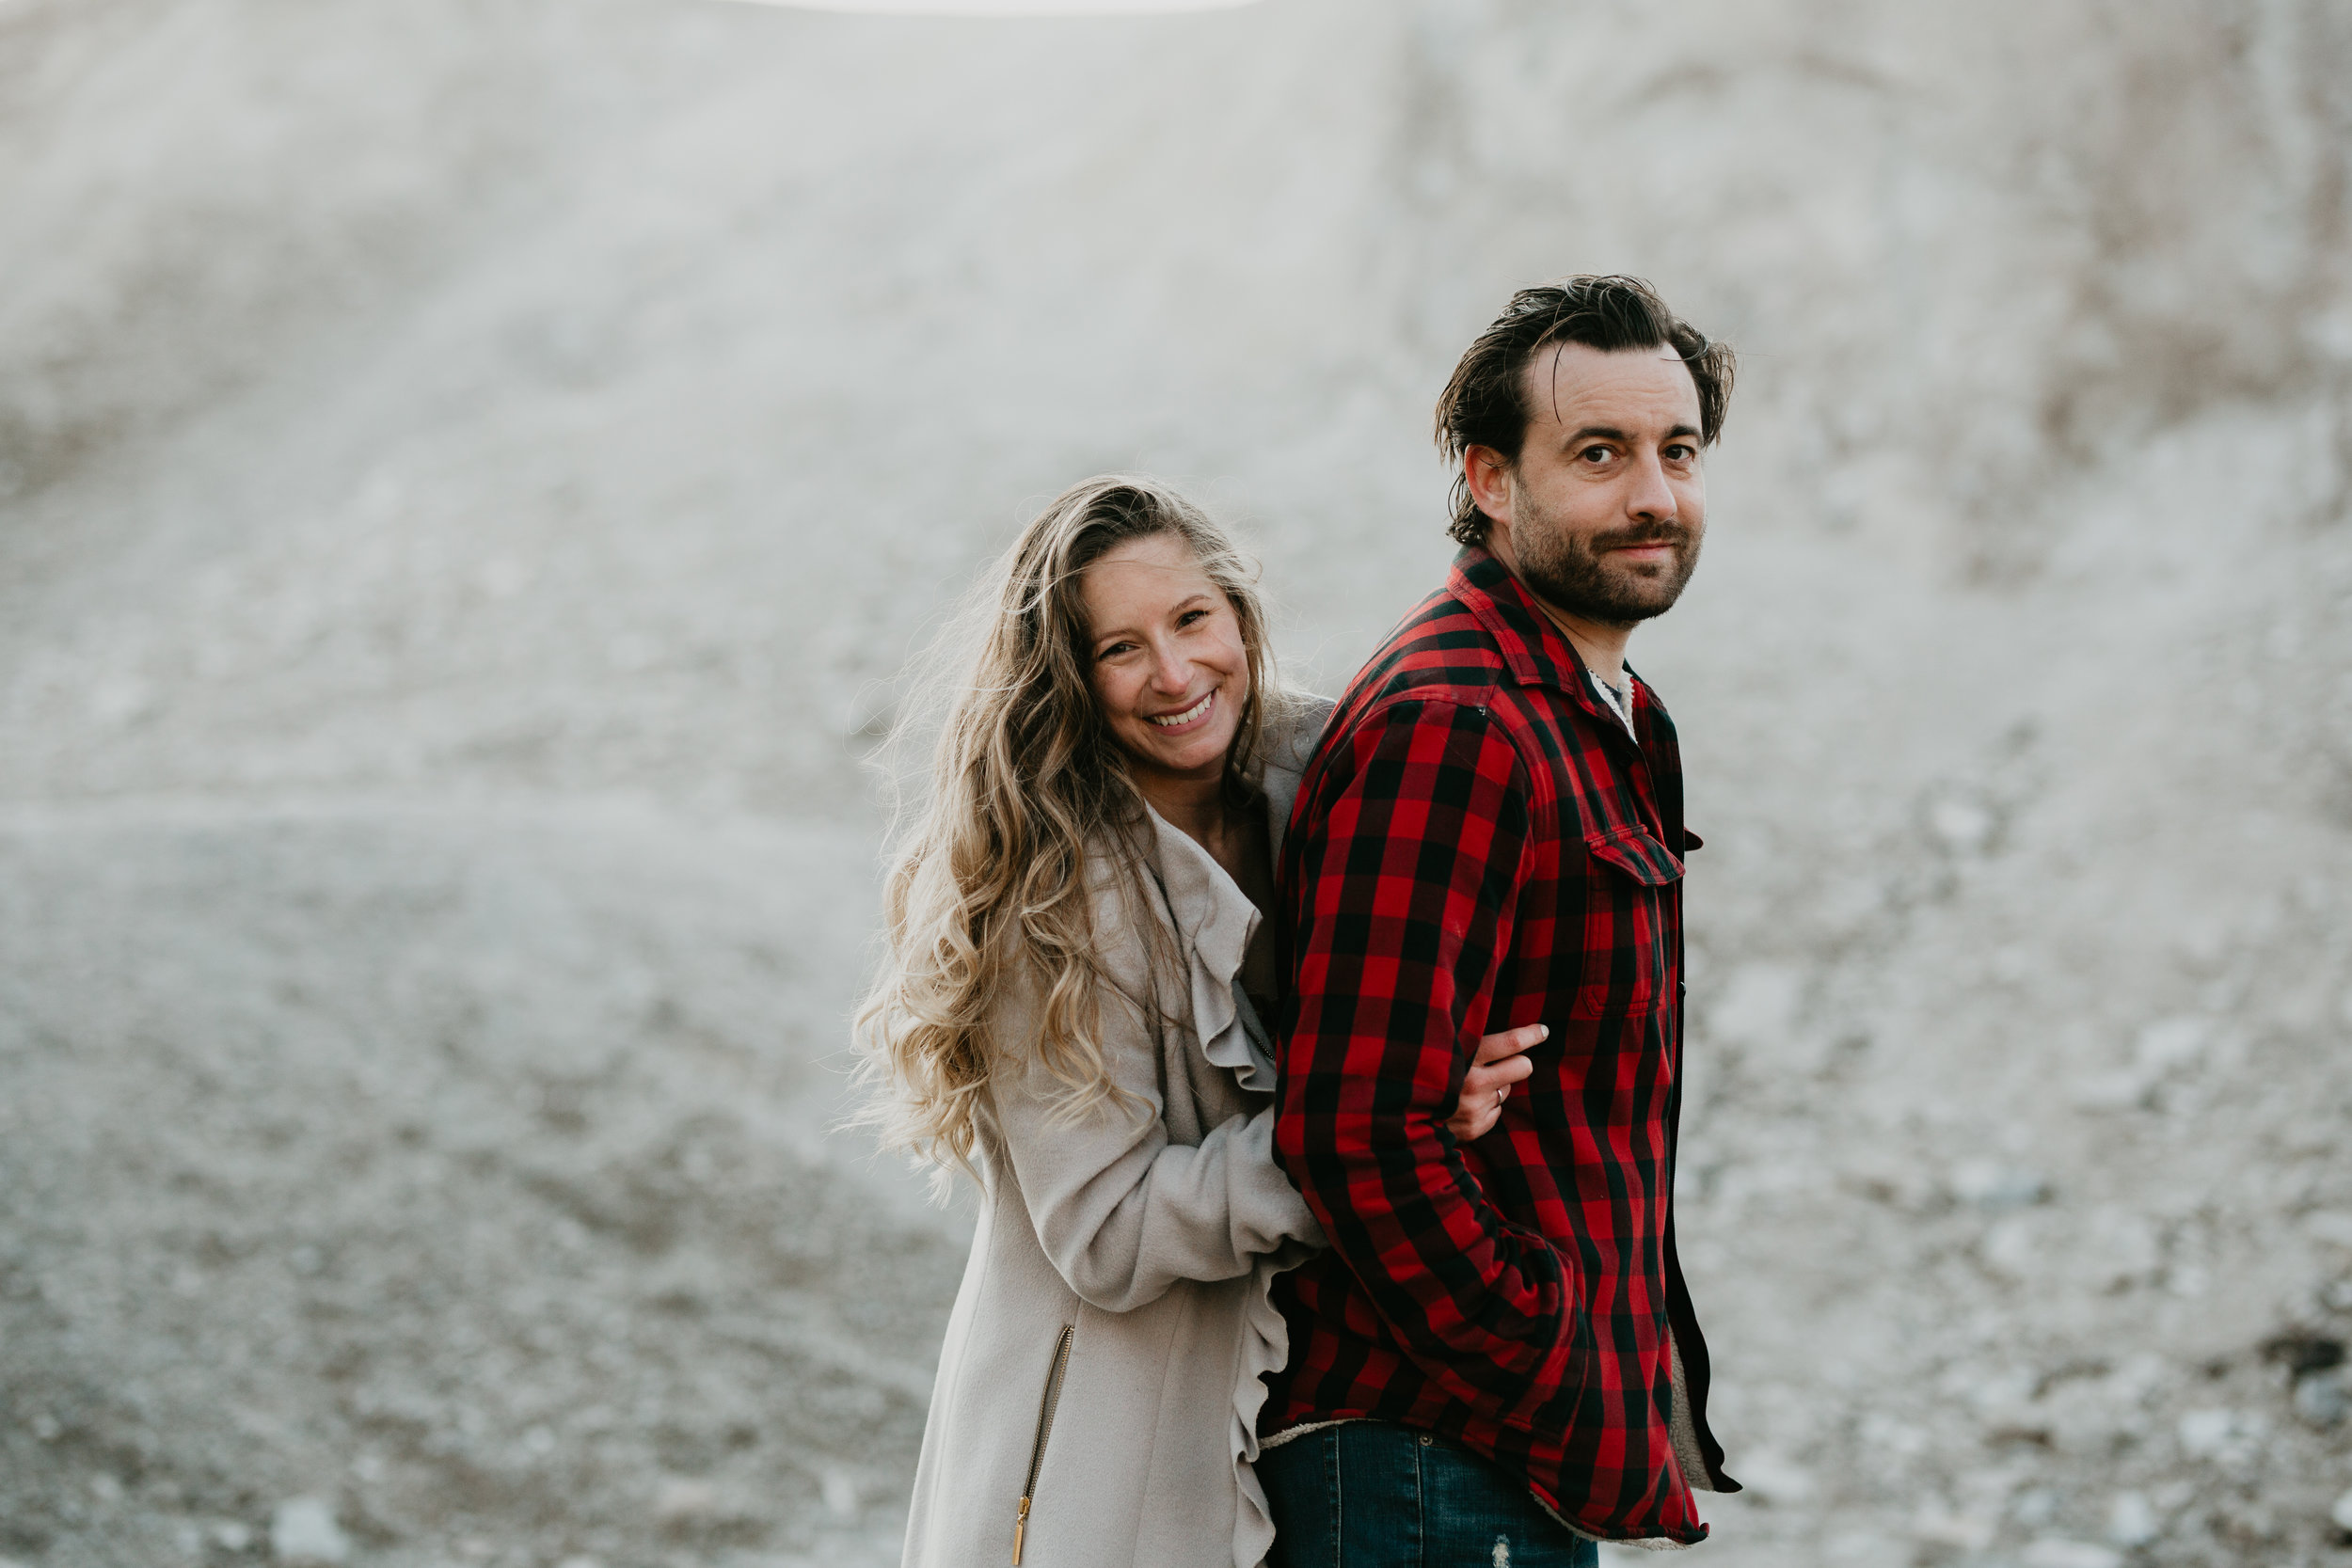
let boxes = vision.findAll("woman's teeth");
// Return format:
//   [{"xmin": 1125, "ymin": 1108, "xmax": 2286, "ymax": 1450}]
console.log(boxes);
[{"xmin": 1150, "ymin": 692, "xmax": 1214, "ymax": 728}]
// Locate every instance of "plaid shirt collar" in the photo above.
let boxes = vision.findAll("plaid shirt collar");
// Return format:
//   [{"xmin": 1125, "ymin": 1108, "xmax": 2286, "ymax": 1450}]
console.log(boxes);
[{"xmin": 1446, "ymin": 546, "xmax": 1651, "ymax": 739}]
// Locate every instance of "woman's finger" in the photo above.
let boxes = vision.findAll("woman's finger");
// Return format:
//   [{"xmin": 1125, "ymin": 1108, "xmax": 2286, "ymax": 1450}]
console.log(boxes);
[
  {"xmin": 1462, "ymin": 1052, "xmax": 1535, "ymax": 1096},
  {"xmin": 1452, "ymin": 1025, "xmax": 1546, "ymax": 1140},
  {"xmin": 1471, "ymin": 1022, "xmax": 1549, "ymax": 1064}
]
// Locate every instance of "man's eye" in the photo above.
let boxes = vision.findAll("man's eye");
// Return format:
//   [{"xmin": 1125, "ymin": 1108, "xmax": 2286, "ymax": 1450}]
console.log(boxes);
[
  {"xmin": 1580, "ymin": 446, "xmax": 1613, "ymax": 463},
  {"xmin": 1665, "ymin": 444, "xmax": 1696, "ymax": 462}
]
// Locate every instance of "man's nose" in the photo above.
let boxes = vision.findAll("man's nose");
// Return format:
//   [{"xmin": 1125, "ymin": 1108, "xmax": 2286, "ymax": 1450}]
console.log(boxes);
[{"xmin": 1627, "ymin": 451, "xmax": 1678, "ymax": 522}]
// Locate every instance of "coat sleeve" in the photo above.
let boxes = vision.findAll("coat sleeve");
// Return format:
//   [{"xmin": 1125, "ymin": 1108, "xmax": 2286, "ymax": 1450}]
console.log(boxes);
[
  {"xmin": 983, "ymin": 878, "xmax": 1324, "ymax": 1315},
  {"xmin": 1275, "ymin": 697, "xmax": 1583, "ymax": 1416}
]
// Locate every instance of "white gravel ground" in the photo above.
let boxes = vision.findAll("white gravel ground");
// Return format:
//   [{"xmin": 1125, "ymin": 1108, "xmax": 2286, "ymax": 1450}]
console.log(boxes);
[{"xmin": 2, "ymin": 2, "xmax": 2348, "ymax": 1565}]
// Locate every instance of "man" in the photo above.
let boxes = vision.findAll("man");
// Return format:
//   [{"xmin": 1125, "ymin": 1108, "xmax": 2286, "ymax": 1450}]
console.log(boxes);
[{"xmin": 1258, "ymin": 276, "xmax": 1740, "ymax": 1562}]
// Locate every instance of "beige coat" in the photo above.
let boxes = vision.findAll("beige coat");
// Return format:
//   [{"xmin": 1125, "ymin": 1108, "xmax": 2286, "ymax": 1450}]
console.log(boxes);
[{"xmin": 900, "ymin": 710, "xmax": 1329, "ymax": 1568}]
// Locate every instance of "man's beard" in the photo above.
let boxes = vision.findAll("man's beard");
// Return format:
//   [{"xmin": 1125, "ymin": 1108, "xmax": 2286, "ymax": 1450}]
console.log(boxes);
[{"xmin": 1509, "ymin": 499, "xmax": 1702, "ymax": 627}]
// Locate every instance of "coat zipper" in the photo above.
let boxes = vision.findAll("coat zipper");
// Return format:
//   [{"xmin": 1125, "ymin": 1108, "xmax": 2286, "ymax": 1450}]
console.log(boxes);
[{"xmin": 1012, "ymin": 1323, "xmax": 1074, "ymax": 1565}]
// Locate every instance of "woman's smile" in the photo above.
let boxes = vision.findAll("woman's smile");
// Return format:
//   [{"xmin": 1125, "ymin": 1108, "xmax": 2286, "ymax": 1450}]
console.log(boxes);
[{"xmin": 1148, "ymin": 691, "xmax": 1216, "ymax": 731}]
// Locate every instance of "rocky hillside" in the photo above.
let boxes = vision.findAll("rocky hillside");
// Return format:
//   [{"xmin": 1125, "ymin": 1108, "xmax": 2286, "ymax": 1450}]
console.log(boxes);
[{"xmin": 1, "ymin": 2, "xmax": 2346, "ymax": 1565}]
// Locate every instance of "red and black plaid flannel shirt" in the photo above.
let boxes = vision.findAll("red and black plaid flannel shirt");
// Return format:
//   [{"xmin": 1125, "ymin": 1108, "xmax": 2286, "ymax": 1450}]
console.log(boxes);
[{"xmin": 1262, "ymin": 546, "xmax": 1736, "ymax": 1545}]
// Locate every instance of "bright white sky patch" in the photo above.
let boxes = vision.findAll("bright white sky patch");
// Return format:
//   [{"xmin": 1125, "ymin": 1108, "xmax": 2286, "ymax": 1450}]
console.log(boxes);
[{"xmin": 721, "ymin": 0, "xmax": 1258, "ymax": 13}]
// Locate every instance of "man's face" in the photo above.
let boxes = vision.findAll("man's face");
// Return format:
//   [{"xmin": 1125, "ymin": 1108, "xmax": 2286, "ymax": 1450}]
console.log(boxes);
[{"xmin": 1470, "ymin": 341, "xmax": 1708, "ymax": 627}]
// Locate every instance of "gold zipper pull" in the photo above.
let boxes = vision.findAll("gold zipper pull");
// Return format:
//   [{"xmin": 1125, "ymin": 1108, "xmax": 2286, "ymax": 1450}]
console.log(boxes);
[{"xmin": 1012, "ymin": 1496, "xmax": 1031, "ymax": 1565}]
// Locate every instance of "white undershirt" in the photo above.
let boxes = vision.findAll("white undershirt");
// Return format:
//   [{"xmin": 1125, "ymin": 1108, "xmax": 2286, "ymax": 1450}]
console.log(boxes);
[{"xmin": 1588, "ymin": 671, "xmax": 1636, "ymax": 737}]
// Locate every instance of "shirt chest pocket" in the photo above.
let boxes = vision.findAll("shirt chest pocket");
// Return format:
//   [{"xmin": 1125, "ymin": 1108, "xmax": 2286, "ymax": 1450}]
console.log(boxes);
[{"xmin": 1565, "ymin": 823, "xmax": 1684, "ymax": 1021}]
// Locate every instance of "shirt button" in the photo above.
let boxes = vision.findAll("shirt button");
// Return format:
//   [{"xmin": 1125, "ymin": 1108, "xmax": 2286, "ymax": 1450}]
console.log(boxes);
[{"xmin": 1419, "ymin": 1433, "xmax": 1434, "ymax": 1447}]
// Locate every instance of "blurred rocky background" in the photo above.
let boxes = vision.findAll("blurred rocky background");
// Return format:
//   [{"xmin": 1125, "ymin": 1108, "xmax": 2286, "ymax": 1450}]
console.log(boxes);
[{"xmin": 1, "ymin": 0, "xmax": 2348, "ymax": 1564}]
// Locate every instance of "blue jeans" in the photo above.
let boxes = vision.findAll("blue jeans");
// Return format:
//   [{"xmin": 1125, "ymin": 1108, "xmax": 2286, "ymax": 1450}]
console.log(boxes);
[{"xmin": 1258, "ymin": 1421, "xmax": 1600, "ymax": 1567}]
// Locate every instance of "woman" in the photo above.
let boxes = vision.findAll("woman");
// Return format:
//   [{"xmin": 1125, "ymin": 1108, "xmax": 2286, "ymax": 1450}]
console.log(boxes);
[{"xmin": 857, "ymin": 476, "xmax": 1540, "ymax": 1568}]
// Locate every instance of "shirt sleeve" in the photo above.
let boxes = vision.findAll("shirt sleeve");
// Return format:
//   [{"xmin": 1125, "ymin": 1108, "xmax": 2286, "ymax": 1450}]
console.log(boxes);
[
  {"xmin": 1274, "ymin": 696, "xmax": 1581, "ymax": 1419},
  {"xmin": 985, "ymin": 876, "xmax": 1324, "ymax": 1315}
]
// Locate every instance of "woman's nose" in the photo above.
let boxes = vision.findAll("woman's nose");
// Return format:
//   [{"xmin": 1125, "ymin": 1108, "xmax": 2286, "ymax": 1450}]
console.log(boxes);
[{"xmin": 1148, "ymin": 644, "xmax": 1191, "ymax": 692}]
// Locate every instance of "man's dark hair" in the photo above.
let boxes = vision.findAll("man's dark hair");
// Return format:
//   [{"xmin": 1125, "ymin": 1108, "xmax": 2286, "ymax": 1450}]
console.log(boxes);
[{"xmin": 1435, "ymin": 275, "xmax": 1736, "ymax": 546}]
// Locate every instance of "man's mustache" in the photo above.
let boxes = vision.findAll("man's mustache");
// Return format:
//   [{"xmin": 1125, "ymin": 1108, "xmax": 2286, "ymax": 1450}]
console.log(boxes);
[{"xmin": 1585, "ymin": 521, "xmax": 1695, "ymax": 552}]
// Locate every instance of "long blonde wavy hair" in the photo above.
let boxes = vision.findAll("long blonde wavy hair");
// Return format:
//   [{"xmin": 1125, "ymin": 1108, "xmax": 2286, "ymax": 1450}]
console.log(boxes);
[{"xmin": 853, "ymin": 475, "xmax": 1283, "ymax": 1191}]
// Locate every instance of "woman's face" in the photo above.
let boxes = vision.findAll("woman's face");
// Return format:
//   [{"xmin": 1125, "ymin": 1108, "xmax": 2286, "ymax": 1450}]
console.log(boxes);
[{"xmin": 1078, "ymin": 532, "xmax": 1249, "ymax": 792}]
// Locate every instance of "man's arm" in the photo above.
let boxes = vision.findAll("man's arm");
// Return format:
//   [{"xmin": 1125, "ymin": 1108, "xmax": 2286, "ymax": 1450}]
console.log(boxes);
[{"xmin": 1275, "ymin": 696, "xmax": 1581, "ymax": 1423}]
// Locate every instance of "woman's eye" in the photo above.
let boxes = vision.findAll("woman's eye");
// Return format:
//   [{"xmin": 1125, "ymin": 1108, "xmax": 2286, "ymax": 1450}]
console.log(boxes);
[
  {"xmin": 1177, "ymin": 609, "xmax": 1208, "ymax": 627},
  {"xmin": 1096, "ymin": 641, "xmax": 1136, "ymax": 660}
]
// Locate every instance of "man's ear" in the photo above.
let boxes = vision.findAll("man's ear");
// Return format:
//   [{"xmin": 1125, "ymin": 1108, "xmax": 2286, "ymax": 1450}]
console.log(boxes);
[{"xmin": 1464, "ymin": 446, "xmax": 1513, "ymax": 529}]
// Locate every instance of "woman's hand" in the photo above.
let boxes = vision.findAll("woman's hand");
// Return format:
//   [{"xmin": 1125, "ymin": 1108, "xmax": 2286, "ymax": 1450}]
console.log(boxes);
[{"xmin": 1446, "ymin": 1022, "xmax": 1546, "ymax": 1141}]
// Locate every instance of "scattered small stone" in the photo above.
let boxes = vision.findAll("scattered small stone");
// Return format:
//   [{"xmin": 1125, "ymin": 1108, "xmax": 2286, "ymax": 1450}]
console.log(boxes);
[
  {"xmin": 211, "ymin": 1522, "xmax": 253, "ymax": 1552},
  {"xmin": 1856, "ymin": 1412, "xmax": 1929, "ymax": 1457},
  {"xmin": 1733, "ymin": 1450, "xmax": 1817, "ymax": 1505},
  {"xmin": 2176, "ymin": 1407, "xmax": 2265, "ymax": 1466},
  {"xmin": 1708, "ymin": 963, "xmax": 1811, "ymax": 1067},
  {"xmin": 2293, "ymin": 1368, "xmax": 2349, "ymax": 1428},
  {"xmin": 2070, "ymin": 1070, "xmax": 2150, "ymax": 1112},
  {"xmin": 2304, "ymin": 1212, "xmax": 2352, "ymax": 1249},
  {"xmin": 1981, "ymin": 1214, "xmax": 2040, "ymax": 1280},
  {"xmin": 2132, "ymin": 1016, "xmax": 2208, "ymax": 1073},
  {"xmin": 654, "ymin": 1477, "xmax": 720, "ymax": 1524},
  {"xmin": 2106, "ymin": 1490, "xmax": 2158, "ymax": 1546},
  {"xmin": 1929, "ymin": 797, "xmax": 1993, "ymax": 851},
  {"xmin": 555, "ymin": 1557, "xmax": 604, "ymax": 1568},
  {"xmin": 2261, "ymin": 1330, "xmax": 2345, "ymax": 1376},
  {"xmin": 819, "ymin": 1465, "xmax": 860, "ymax": 1520},
  {"xmin": 2107, "ymin": 1353, "xmax": 2168, "ymax": 1403},
  {"xmin": 2021, "ymin": 1540, "xmax": 2122, "ymax": 1568},
  {"xmin": 1910, "ymin": 1504, "xmax": 1994, "ymax": 1550},
  {"xmin": 1948, "ymin": 1159, "xmax": 2049, "ymax": 1210},
  {"xmin": 2330, "ymin": 1488, "xmax": 2352, "ymax": 1533},
  {"xmin": 1822, "ymin": 1528, "xmax": 1900, "ymax": 1563},
  {"xmin": 2081, "ymin": 1208, "xmax": 2162, "ymax": 1291},
  {"xmin": 269, "ymin": 1497, "xmax": 349, "ymax": 1566}
]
